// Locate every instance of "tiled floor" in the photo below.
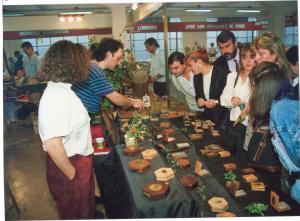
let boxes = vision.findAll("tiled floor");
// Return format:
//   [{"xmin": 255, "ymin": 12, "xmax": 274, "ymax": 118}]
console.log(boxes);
[{"xmin": 4, "ymin": 124, "xmax": 105, "ymax": 220}]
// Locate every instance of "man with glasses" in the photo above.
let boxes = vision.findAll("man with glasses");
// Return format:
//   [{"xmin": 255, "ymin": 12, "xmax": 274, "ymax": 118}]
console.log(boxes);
[{"xmin": 214, "ymin": 31, "xmax": 240, "ymax": 74}]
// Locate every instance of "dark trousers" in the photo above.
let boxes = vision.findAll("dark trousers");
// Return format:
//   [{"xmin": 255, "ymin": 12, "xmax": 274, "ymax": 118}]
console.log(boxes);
[
  {"xmin": 154, "ymin": 82, "xmax": 167, "ymax": 97},
  {"xmin": 47, "ymin": 154, "xmax": 95, "ymax": 219},
  {"xmin": 228, "ymin": 121, "xmax": 246, "ymax": 155}
]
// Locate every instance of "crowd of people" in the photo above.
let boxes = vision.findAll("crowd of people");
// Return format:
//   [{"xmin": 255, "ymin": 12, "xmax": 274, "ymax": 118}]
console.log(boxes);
[
  {"xmin": 167, "ymin": 31, "xmax": 299, "ymax": 205},
  {"xmin": 3, "ymin": 30, "xmax": 299, "ymax": 218}
]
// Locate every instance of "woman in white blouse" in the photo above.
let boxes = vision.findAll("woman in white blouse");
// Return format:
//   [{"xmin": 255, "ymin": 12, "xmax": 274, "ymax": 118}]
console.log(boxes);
[
  {"xmin": 38, "ymin": 41, "xmax": 95, "ymax": 219},
  {"xmin": 220, "ymin": 43, "xmax": 256, "ymax": 154}
]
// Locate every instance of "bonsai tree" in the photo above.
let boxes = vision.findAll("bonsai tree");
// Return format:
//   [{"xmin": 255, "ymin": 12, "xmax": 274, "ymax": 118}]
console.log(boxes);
[
  {"xmin": 245, "ymin": 203, "xmax": 268, "ymax": 216},
  {"xmin": 123, "ymin": 112, "xmax": 151, "ymax": 142},
  {"xmin": 224, "ymin": 171, "xmax": 237, "ymax": 182},
  {"xmin": 224, "ymin": 171, "xmax": 240, "ymax": 189}
]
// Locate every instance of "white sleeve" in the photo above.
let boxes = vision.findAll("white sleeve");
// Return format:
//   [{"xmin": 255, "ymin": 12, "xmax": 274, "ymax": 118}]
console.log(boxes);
[
  {"xmin": 38, "ymin": 90, "xmax": 73, "ymax": 142},
  {"xmin": 220, "ymin": 72, "xmax": 237, "ymax": 107}
]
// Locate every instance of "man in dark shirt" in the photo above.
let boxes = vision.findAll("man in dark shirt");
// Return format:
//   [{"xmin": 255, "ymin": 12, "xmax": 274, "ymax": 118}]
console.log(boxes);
[
  {"xmin": 214, "ymin": 30, "xmax": 240, "ymax": 74},
  {"xmin": 286, "ymin": 45, "xmax": 299, "ymax": 99}
]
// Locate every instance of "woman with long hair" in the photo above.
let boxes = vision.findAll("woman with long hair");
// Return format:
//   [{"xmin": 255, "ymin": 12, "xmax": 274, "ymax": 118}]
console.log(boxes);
[
  {"xmin": 187, "ymin": 48, "xmax": 228, "ymax": 127},
  {"xmin": 38, "ymin": 40, "xmax": 95, "ymax": 219},
  {"xmin": 220, "ymin": 43, "xmax": 256, "ymax": 154},
  {"xmin": 249, "ymin": 61, "xmax": 299, "ymax": 203}
]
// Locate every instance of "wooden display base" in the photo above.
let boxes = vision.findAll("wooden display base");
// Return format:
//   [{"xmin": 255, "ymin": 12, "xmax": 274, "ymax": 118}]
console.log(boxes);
[
  {"xmin": 162, "ymin": 128, "xmax": 176, "ymax": 136},
  {"xmin": 141, "ymin": 149, "xmax": 158, "ymax": 160},
  {"xmin": 177, "ymin": 158, "xmax": 191, "ymax": 169},
  {"xmin": 143, "ymin": 181, "xmax": 170, "ymax": 200},
  {"xmin": 251, "ymin": 182, "xmax": 266, "ymax": 191},
  {"xmin": 129, "ymin": 159, "xmax": 150, "ymax": 173},
  {"xmin": 162, "ymin": 136, "xmax": 176, "ymax": 143},
  {"xmin": 160, "ymin": 121, "xmax": 171, "ymax": 128},
  {"xmin": 242, "ymin": 174, "xmax": 258, "ymax": 183},
  {"xmin": 270, "ymin": 191, "xmax": 291, "ymax": 212},
  {"xmin": 171, "ymin": 151, "xmax": 188, "ymax": 160},
  {"xmin": 123, "ymin": 145, "xmax": 143, "ymax": 156},
  {"xmin": 181, "ymin": 175, "xmax": 198, "ymax": 189},
  {"xmin": 223, "ymin": 163, "xmax": 237, "ymax": 171},
  {"xmin": 242, "ymin": 168, "xmax": 255, "ymax": 174},
  {"xmin": 216, "ymin": 211, "xmax": 236, "ymax": 217},
  {"xmin": 226, "ymin": 181, "xmax": 240, "ymax": 189},
  {"xmin": 211, "ymin": 130, "xmax": 220, "ymax": 137},
  {"xmin": 155, "ymin": 168, "xmax": 175, "ymax": 182},
  {"xmin": 194, "ymin": 161, "xmax": 210, "ymax": 176},
  {"xmin": 188, "ymin": 133, "xmax": 202, "ymax": 141},
  {"xmin": 175, "ymin": 142, "xmax": 190, "ymax": 150},
  {"xmin": 208, "ymin": 197, "xmax": 229, "ymax": 213}
]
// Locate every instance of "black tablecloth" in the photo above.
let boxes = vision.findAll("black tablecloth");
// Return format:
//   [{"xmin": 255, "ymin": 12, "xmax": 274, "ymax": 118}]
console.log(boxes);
[{"xmin": 94, "ymin": 116, "xmax": 300, "ymax": 218}]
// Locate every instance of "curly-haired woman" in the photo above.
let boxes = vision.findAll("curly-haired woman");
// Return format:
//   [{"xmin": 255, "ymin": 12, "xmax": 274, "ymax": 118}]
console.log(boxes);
[{"xmin": 38, "ymin": 40, "xmax": 95, "ymax": 219}]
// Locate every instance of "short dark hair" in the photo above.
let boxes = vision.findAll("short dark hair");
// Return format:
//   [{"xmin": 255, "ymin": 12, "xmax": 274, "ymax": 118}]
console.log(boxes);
[
  {"xmin": 93, "ymin": 38, "xmax": 123, "ymax": 62},
  {"xmin": 217, "ymin": 31, "xmax": 236, "ymax": 44},
  {"xmin": 286, "ymin": 45, "xmax": 298, "ymax": 65},
  {"xmin": 14, "ymin": 50, "xmax": 20, "ymax": 56},
  {"xmin": 144, "ymin": 37, "xmax": 160, "ymax": 48},
  {"xmin": 42, "ymin": 40, "xmax": 90, "ymax": 84},
  {"xmin": 168, "ymin": 51, "xmax": 185, "ymax": 65},
  {"xmin": 21, "ymin": 41, "xmax": 33, "ymax": 49},
  {"xmin": 89, "ymin": 43, "xmax": 99, "ymax": 60}
]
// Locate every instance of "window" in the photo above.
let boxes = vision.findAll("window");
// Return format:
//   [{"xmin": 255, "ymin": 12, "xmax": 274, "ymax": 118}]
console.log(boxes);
[
  {"xmin": 22, "ymin": 35, "xmax": 89, "ymax": 58},
  {"xmin": 284, "ymin": 12, "xmax": 298, "ymax": 47},
  {"xmin": 128, "ymin": 18, "xmax": 183, "ymax": 62}
]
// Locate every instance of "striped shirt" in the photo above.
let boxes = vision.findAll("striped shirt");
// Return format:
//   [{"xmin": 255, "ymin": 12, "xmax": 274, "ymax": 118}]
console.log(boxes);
[{"xmin": 72, "ymin": 63, "xmax": 114, "ymax": 114}]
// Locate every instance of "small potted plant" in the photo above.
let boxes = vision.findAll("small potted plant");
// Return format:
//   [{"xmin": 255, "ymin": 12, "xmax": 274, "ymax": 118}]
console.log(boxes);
[
  {"xmin": 122, "ymin": 113, "xmax": 151, "ymax": 146},
  {"xmin": 224, "ymin": 171, "xmax": 240, "ymax": 189},
  {"xmin": 245, "ymin": 203, "xmax": 268, "ymax": 216}
]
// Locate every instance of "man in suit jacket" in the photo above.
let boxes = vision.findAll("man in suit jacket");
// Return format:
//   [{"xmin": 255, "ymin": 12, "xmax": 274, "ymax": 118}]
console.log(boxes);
[
  {"xmin": 214, "ymin": 31, "xmax": 240, "ymax": 74},
  {"xmin": 286, "ymin": 45, "xmax": 299, "ymax": 99}
]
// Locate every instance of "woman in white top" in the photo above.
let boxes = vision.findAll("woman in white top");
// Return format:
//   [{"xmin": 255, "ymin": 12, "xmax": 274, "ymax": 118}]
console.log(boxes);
[
  {"xmin": 220, "ymin": 43, "xmax": 256, "ymax": 154},
  {"xmin": 38, "ymin": 40, "xmax": 94, "ymax": 219}
]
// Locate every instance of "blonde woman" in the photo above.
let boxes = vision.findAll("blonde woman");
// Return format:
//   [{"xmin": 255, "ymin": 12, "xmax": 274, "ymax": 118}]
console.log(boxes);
[
  {"xmin": 220, "ymin": 43, "xmax": 256, "ymax": 154},
  {"xmin": 253, "ymin": 32, "xmax": 291, "ymax": 81}
]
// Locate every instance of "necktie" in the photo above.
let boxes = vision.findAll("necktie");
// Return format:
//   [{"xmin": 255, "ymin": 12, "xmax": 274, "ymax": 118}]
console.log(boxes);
[{"xmin": 234, "ymin": 59, "xmax": 240, "ymax": 73}]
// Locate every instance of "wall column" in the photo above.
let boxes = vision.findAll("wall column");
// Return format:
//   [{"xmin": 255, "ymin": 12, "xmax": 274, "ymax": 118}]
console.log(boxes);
[{"xmin": 110, "ymin": 4, "xmax": 128, "ymax": 48}]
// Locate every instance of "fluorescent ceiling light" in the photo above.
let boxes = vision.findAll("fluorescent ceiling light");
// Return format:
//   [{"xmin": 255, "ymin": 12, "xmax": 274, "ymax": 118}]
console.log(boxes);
[
  {"xmin": 3, "ymin": 13, "xmax": 25, "ymax": 17},
  {"xmin": 185, "ymin": 9, "xmax": 212, "ymax": 12},
  {"xmin": 237, "ymin": 10, "xmax": 261, "ymax": 13},
  {"xmin": 60, "ymin": 11, "xmax": 92, "ymax": 15}
]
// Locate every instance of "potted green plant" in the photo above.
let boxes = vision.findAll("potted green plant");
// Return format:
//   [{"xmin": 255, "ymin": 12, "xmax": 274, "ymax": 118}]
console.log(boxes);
[
  {"xmin": 122, "ymin": 113, "xmax": 151, "ymax": 146},
  {"xmin": 245, "ymin": 203, "xmax": 268, "ymax": 216},
  {"xmin": 224, "ymin": 171, "xmax": 240, "ymax": 189}
]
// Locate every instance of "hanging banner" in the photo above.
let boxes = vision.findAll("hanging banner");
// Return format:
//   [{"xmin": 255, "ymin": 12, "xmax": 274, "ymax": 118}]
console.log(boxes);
[
  {"xmin": 130, "ymin": 22, "xmax": 265, "ymax": 33},
  {"xmin": 3, "ymin": 28, "xmax": 112, "ymax": 40}
]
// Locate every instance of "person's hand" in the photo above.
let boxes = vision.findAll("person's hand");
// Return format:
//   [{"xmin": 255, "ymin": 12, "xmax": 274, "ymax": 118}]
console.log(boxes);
[
  {"xmin": 68, "ymin": 167, "xmax": 76, "ymax": 180},
  {"xmin": 148, "ymin": 76, "xmax": 156, "ymax": 83},
  {"xmin": 231, "ymin": 96, "xmax": 242, "ymax": 107},
  {"xmin": 206, "ymin": 99, "xmax": 218, "ymax": 108},
  {"xmin": 131, "ymin": 98, "xmax": 144, "ymax": 109},
  {"xmin": 148, "ymin": 91, "xmax": 157, "ymax": 97},
  {"xmin": 197, "ymin": 98, "xmax": 206, "ymax": 107}
]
